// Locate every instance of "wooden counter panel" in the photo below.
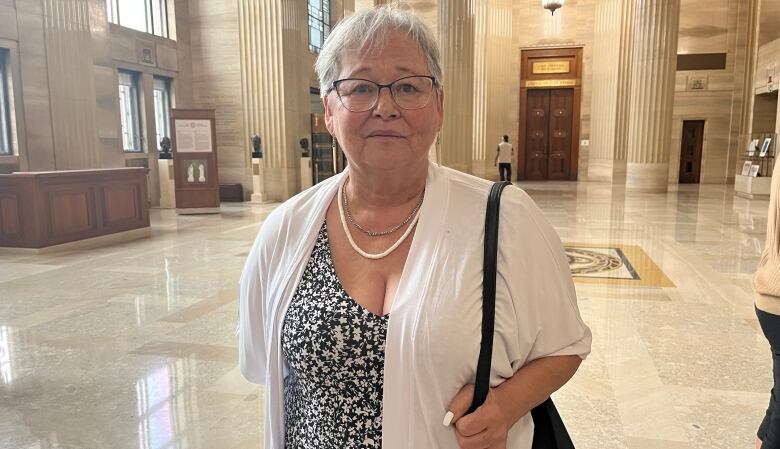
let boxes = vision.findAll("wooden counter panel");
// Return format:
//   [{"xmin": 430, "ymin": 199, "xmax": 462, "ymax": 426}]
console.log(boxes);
[
  {"xmin": 0, "ymin": 168, "xmax": 150, "ymax": 248},
  {"xmin": 0, "ymin": 193, "xmax": 22, "ymax": 243}
]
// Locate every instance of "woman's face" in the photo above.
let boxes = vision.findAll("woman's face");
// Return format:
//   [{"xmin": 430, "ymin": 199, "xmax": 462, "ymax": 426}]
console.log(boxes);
[{"xmin": 323, "ymin": 32, "xmax": 444, "ymax": 173}]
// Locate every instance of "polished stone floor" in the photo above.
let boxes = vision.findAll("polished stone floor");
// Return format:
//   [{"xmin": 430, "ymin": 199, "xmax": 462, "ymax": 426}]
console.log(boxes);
[{"xmin": 0, "ymin": 181, "xmax": 773, "ymax": 449}]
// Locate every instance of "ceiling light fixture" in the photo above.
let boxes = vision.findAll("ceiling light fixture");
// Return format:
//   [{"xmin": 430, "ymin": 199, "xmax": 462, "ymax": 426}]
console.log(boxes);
[{"xmin": 542, "ymin": 0, "xmax": 564, "ymax": 15}]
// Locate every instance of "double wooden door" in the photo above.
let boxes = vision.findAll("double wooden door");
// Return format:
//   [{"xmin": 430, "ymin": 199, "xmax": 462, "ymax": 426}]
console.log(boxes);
[{"xmin": 524, "ymin": 89, "xmax": 574, "ymax": 180}]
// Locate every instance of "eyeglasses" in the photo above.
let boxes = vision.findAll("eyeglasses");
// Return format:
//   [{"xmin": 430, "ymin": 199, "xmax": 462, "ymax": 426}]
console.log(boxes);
[{"xmin": 329, "ymin": 75, "xmax": 438, "ymax": 113}]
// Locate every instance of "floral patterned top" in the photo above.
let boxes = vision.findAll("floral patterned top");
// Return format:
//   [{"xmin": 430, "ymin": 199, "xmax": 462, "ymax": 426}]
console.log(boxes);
[{"xmin": 282, "ymin": 223, "xmax": 389, "ymax": 449}]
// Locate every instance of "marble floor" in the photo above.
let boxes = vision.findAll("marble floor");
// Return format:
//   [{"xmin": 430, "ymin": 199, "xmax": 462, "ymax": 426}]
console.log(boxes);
[{"xmin": 0, "ymin": 181, "xmax": 773, "ymax": 449}]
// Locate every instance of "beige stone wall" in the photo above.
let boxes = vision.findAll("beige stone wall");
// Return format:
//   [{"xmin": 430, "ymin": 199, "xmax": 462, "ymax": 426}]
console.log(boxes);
[
  {"xmin": 669, "ymin": 0, "xmax": 755, "ymax": 185},
  {"xmin": 759, "ymin": 0, "xmax": 780, "ymax": 47},
  {"xmin": 1, "ymin": 0, "xmax": 195, "ymax": 204},
  {"xmin": 756, "ymin": 37, "xmax": 780, "ymax": 93},
  {"xmin": 755, "ymin": 37, "xmax": 780, "ymax": 136}
]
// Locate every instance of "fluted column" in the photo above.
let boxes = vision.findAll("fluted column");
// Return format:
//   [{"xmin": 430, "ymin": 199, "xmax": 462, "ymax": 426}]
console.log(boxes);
[
  {"xmin": 727, "ymin": 0, "xmax": 760, "ymax": 180},
  {"xmin": 471, "ymin": 0, "xmax": 513, "ymax": 179},
  {"xmin": 439, "ymin": 0, "xmax": 475, "ymax": 174},
  {"xmin": 589, "ymin": 0, "xmax": 634, "ymax": 183},
  {"xmin": 624, "ymin": 0, "xmax": 680, "ymax": 192},
  {"xmin": 238, "ymin": 0, "xmax": 308, "ymax": 201}
]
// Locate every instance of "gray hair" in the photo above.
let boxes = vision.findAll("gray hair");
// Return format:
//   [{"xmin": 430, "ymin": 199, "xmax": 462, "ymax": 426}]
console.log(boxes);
[{"xmin": 314, "ymin": 5, "xmax": 443, "ymax": 98}]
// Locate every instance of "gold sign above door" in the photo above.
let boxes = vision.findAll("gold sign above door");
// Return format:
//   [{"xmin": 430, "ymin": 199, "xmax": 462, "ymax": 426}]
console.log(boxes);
[{"xmin": 532, "ymin": 61, "xmax": 570, "ymax": 74}]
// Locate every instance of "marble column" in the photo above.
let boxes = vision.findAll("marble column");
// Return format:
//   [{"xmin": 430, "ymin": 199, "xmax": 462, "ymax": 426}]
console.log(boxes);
[
  {"xmin": 589, "ymin": 0, "xmax": 633, "ymax": 183},
  {"xmin": 439, "ymin": 0, "xmax": 475, "ymax": 174},
  {"xmin": 472, "ymin": 0, "xmax": 513, "ymax": 179},
  {"xmin": 238, "ymin": 0, "xmax": 308, "ymax": 201},
  {"xmin": 728, "ymin": 0, "xmax": 761, "ymax": 179},
  {"xmin": 624, "ymin": 0, "xmax": 680, "ymax": 192}
]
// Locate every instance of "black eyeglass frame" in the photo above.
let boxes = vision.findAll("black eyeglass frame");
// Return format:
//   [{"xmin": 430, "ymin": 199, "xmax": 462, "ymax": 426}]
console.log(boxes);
[{"xmin": 327, "ymin": 75, "xmax": 440, "ymax": 112}]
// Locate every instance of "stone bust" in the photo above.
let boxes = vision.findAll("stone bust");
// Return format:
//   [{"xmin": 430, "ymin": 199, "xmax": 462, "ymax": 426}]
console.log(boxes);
[
  {"xmin": 251, "ymin": 135, "xmax": 262, "ymax": 159},
  {"xmin": 159, "ymin": 137, "xmax": 172, "ymax": 159}
]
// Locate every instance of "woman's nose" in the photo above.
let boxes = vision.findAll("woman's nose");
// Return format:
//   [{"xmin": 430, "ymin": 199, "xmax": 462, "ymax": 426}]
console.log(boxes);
[{"xmin": 372, "ymin": 87, "xmax": 400, "ymax": 119}]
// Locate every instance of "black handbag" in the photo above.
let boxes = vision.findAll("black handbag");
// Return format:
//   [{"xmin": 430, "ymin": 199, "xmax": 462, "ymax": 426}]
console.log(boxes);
[{"xmin": 467, "ymin": 181, "xmax": 576, "ymax": 449}]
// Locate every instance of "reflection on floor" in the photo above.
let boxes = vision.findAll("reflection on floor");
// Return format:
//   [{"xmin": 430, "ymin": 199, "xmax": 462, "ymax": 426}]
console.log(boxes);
[{"xmin": 0, "ymin": 181, "xmax": 772, "ymax": 449}]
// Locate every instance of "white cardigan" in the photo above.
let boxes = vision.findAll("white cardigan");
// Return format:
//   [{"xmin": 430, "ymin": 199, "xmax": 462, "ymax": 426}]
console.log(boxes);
[{"xmin": 237, "ymin": 162, "xmax": 592, "ymax": 449}]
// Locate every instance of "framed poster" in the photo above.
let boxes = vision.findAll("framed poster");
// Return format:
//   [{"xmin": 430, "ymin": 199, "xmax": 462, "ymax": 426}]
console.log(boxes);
[
  {"xmin": 174, "ymin": 119, "xmax": 213, "ymax": 153},
  {"xmin": 748, "ymin": 139, "xmax": 759, "ymax": 156},
  {"xmin": 760, "ymin": 138, "xmax": 772, "ymax": 157},
  {"xmin": 742, "ymin": 161, "xmax": 753, "ymax": 176},
  {"xmin": 750, "ymin": 165, "xmax": 760, "ymax": 177}
]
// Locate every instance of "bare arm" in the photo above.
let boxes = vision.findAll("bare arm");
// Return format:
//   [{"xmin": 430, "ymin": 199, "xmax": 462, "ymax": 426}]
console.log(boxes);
[{"xmin": 495, "ymin": 355, "xmax": 581, "ymax": 425}]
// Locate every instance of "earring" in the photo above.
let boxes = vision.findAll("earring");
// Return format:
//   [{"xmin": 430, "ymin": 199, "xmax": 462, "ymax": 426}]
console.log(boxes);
[
  {"xmin": 332, "ymin": 137, "xmax": 339, "ymax": 172},
  {"xmin": 436, "ymin": 132, "xmax": 442, "ymax": 166}
]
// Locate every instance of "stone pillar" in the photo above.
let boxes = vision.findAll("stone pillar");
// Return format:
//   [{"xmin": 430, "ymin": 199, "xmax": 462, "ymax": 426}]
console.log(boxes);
[
  {"xmin": 439, "ymin": 0, "xmax": 475, "ymax": 174},
  {"xmin": 238, "ymin": 0, "xmax": 308, "ymax": 201},
  {"xmin": 589, "ymin": 0, "xmax": 633, "ymax": 183},
  {"xmin": 472, "ymin": 0, "xmax": 513, "ymax": 180},
  {"xmin": 624, "ymin": 0, "xmax": 681, "ymax": 192},
  {"xmin": 728, "ymin": 0, "xmax": 761, "ymax": 180}
]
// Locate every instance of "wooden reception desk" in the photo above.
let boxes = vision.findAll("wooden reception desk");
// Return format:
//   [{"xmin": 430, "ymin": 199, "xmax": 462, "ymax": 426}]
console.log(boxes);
[{"xmin": 0, "ymin": 168, "xmax": 150, "ymax": 249}]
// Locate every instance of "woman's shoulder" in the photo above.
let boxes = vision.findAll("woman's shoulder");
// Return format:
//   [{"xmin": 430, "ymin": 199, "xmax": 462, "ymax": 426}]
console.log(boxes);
[
  {"xmin": 440, "ymin": 165, "xmax": 539, "ymax": 218},
  {"xmin": 252, "ymin": 174, "xmax": 341, "ymax": 251}
]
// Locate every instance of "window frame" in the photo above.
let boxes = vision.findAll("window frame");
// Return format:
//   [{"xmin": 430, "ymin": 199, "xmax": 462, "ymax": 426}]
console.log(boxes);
[
  {"xmin": 0, "ymin": 49, "xmax": 13, "ymax": 156},
  {"xmin": 153, "ymin": 76, "xmax": 172, "ymax": 151},
  {"xmin": 107, "ymin": 0, "xmax": 170, "ymax": 39},
  {"xmin": 118, "ymin": 70, "xmax": 143, "ymax": 153},
  {"xmin": 308, "ymin": 0, "xmax": 330, "ymax": 54}
]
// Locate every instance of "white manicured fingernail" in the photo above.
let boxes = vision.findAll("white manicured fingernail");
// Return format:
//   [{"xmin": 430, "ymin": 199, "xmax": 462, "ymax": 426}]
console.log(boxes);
[{"xmin": 442, "ymin": 411, "xmax": 454, "ymax": 427}]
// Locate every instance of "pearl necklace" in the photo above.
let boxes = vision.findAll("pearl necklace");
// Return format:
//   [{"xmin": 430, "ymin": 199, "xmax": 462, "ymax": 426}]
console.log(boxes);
[
  {"xmin": 342, "ymin": 182, "xmax": 424, "ymax": 236},
  {"xmin": 337, "ymin": 180, "xmax": 423, "ymax": 260}
]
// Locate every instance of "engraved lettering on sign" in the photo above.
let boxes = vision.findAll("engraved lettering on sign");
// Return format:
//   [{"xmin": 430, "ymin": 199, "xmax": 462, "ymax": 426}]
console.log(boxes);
[
  {"xmin": 525, "ymin": 79, "xmax": 578, "ymax": 88},
  {"xmin": 532, "ymin": 61, "xmax": 570, "ymax": 74}
]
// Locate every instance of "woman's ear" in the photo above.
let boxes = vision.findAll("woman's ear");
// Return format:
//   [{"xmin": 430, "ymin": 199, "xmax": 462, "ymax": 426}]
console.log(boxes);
[{"xmin": 323, "ymin": 94, "xmax": 335, "ymax": 136}]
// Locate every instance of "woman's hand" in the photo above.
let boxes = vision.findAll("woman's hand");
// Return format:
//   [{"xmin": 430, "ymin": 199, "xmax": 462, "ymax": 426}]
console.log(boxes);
[{"xmin": 444, "ymin": 384, "xmax": 511, "ymax": 449}]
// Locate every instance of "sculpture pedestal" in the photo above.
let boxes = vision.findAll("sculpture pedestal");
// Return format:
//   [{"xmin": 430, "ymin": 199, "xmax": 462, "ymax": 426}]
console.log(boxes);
[
  {"xmin": 735, "ymin": 174, "xmax": 772, "ymax": 199},
  {"xmin": 300, "ymin": 156, "xmax": 313, "ymax": 191},
  {"xmin": 251, "ymin": 157, "xmax": 266, "ymax": 203},
  {"xmin": 157, "ymin": 159, "xmax": 175, "ymax": 209}
]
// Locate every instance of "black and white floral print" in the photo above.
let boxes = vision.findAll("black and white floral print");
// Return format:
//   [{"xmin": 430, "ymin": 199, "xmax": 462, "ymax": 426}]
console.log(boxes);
[{"xmin": 282, "ymin": 222, "xmax": 389, "ymax": 449}]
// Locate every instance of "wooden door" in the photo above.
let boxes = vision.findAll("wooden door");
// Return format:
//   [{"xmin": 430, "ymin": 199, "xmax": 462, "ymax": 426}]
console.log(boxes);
[
  {"xmin": 678, "ymin": 120, "xmax": 704, "ymax": 184},
  {"xmin": 548, "ymin": 89, "xmax": 574, "ymax": 180},
  {"xmin": 524, "ymin": 89, "xmax": 550, "ymax": 180},
  {"xmin": 523, "ymin": 89, "xmax": 574, "ymax": 180}
]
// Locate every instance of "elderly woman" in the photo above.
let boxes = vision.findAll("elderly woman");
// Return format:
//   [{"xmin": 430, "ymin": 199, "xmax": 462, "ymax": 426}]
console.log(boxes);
[{"xmin": 237, "ymin": 6, "xmax": 591, "ymax": 449}]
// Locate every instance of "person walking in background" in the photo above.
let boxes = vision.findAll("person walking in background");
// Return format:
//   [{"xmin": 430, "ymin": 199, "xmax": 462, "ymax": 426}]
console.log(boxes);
[
  {"xmin": 756, "ymin": 158, "xmax": 780, "ymax": 449},
  {"xmin": 494, "ymin": 134, "xmax": 514, "ymax": 182}
]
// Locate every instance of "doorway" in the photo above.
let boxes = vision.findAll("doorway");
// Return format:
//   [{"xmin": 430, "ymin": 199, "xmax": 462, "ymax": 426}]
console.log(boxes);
[
  {"xmin": 678, "ymin": 120, "xmax": 704, "ymax": 184},
  {"xmin": 524, "ymin": 88, "xmax": 575, "ymax": 180},
  {"xmin": 518, "ymin": 47, "xmax": 582, "ymax": 181}
]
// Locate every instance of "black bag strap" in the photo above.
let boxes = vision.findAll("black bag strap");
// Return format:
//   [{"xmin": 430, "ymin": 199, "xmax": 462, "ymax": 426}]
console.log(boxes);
[
  {"xmin": 468, "ymin": 181, "xmax": 511, "ymax": 414},
  {"xmin": 467, "ymin": 182, "xmax": 576, "ymax": 449}
]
